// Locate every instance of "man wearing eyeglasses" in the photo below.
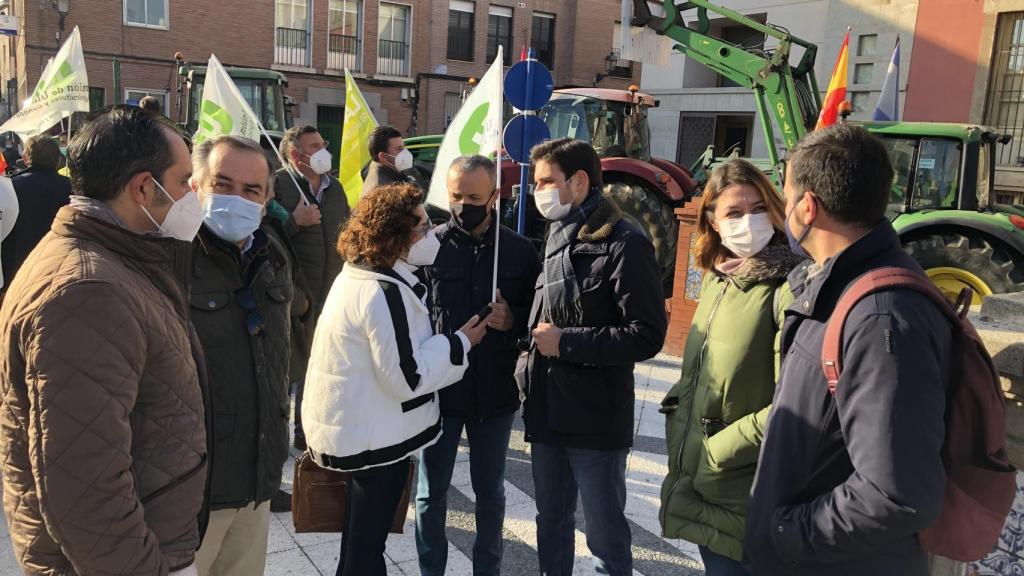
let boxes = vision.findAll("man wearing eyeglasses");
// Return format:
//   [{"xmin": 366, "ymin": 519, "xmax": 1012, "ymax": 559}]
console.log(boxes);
[{"xmin": 189, "ymin": 135, "xmax": 297, "ymax": 576}]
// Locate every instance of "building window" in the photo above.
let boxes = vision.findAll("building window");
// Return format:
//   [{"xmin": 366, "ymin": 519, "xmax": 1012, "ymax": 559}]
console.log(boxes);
[
  {"xmin": 276, "ymin": 0, "xmax": 309, "ymax": 67},
  {"xmin": 378, "ymin": 3, "xmax": 411, "ymax": 77},
  {"xmin": 487, "ymin": 5, "xmax": 512, "ymax": 65},
  {"xmin": 89, "ymin": 87, "xmax": 105, "ymax": 111},
  {"xmin": 124, "ymin": 0, "xmax": 168, "ymax": 28},
  {"xmin": 857, "ymin": 34, "xmax": 877, "ymax": 57},
  {"xmin": 850, "ymin": 91, "xmax": 870, "ymax": 113},
  {"xmin": 448, "ymin": 1, "xmax": 475, "ymax": 62},
  {"xmin": 854, "ymin": 63, "xmax": 873, "ymax": 85},
  {"xmin": 125, "ymin": 89, "xmax": 167, "ymax": 111},
  {"xmin": 444, "ymin": 92, "xmax": 462, "ymax": 128},
  {"xmin": 531, "ymin": 12, "xmax": 555, "ymax": 70},
  {"xmin": 986, "ymin": 12, "xmax": 1024, "ymax": 166},
  {"xmin": 329, "ymin": 0, "xmax": 361, "ymax": 71}
]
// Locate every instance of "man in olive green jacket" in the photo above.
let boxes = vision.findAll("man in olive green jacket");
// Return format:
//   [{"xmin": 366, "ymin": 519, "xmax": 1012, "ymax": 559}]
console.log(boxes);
[{"xmin": 660, "ymin": 242, "xmax": 800, "ymax": 562}]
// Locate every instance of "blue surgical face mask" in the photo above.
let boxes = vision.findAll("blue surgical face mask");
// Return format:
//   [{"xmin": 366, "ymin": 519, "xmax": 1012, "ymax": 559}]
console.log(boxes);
[
  {"xmin": 785, "ymin": 194, "xmax": 814, "ymax": 259},
  {"xmin": 202, "ymin": 193, "xmax": 265, "ymax": 243}
]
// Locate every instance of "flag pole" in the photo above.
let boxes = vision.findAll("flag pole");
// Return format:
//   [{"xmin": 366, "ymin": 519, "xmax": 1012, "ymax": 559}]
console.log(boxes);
[
  {"xmin": 491, "ymin": 46, "xmax": 503, "ymax": 302},
  {"xmin": 258, "ymin": 121, "xmax": 310, "ymax": 206}
]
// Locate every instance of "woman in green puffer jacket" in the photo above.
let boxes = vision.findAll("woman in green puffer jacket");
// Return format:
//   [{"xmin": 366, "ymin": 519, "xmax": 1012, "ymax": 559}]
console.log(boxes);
[{"xmin": 659, "ymin": 159, "xmax": 803, "ymax": 575}]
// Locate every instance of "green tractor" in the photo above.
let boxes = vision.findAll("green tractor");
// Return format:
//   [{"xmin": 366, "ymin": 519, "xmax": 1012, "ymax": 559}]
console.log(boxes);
[
  {"xmin": 631, "ymin": 0, "xmax": 1024, "ymax": 300},
  {"xmin": 176, "ymin": 60, "xmax": 293, "ymax": 149},
  {"xmin": 869, "ymin": 122, "xmax": 1023, "ymax": 302}
]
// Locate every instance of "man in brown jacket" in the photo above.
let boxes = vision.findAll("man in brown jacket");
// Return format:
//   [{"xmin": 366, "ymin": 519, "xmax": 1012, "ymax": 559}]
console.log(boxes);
[{"xmin": 0, "ymin": 106, "xmax": 209, "ymax": 576}]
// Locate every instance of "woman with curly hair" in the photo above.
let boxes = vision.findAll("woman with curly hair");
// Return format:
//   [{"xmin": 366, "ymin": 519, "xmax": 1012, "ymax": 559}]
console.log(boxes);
[{"xmin": 302, "ymin": 184, "xmax": 488, "ymax": 576}]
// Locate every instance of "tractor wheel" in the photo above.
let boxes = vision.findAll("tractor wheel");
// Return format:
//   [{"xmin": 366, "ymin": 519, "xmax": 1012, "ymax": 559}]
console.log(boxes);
[
  {"xmin": 603, "ymin": 180, "xmax": 679, "ymax": 295},
  {"xmin": 902, "ymin": 232, "xmax": 1024, "ymax": 304}
]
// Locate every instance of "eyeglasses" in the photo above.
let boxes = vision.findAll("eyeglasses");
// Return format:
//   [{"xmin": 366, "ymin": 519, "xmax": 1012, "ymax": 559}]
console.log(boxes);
[{"xmin": 235, "ymin": 288, "xmax": 265, "ymax": 337}]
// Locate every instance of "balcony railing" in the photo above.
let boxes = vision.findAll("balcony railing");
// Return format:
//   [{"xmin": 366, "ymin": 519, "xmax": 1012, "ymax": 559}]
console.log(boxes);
[
  {"xmin": 377, "ymin": 39, "xmax": 409, "ymax": 77},
  {"xmin": 275, "ymin": 27, "xmax": 309, "ymax": 67},
  {"xmin": 328, "ymin": 34, "xmax": 360, "ymax": 72}
]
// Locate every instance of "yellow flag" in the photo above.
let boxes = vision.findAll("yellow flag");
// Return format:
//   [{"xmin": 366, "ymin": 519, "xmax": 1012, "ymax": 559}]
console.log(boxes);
[{"xmin": 339, "ymin": 69, "xmax": 379, "ymax": 208}]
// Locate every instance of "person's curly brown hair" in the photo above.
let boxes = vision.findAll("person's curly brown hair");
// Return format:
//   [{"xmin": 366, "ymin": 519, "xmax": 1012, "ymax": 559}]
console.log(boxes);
[{"xmin": 338, "ymin": 183, "xmax": 424, "ymax": 268}]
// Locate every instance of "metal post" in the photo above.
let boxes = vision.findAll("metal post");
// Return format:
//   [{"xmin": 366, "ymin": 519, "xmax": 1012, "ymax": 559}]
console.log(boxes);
[
  {"xmin": 516, "ymin": 48, "xmax": 536, "ymax": 235},
  {"xmin": 112, "ymin": 58, "xmax": 121, "ymax": 105}
]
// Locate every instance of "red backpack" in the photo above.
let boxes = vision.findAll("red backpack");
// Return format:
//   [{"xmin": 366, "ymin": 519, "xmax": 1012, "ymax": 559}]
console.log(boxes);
[{"xmin": 821, "ymin": 267, "xmax": 1016, "ymax": 562}]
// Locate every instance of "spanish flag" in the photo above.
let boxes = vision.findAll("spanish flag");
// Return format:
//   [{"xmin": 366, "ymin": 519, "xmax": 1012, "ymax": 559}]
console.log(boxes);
[{"xmin": 816, "ymin": 29, "xmax": 850, "ymax": 130}]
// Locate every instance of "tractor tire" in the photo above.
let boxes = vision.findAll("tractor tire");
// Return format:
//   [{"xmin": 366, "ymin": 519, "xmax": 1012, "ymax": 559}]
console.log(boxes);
[
  {"xmin": 902, "ymin": 232, "xmax": 1024, "ymax": 302},
  {"xmin": 603, "ymin": 180, "xmax": 679, "ymax": 295}
]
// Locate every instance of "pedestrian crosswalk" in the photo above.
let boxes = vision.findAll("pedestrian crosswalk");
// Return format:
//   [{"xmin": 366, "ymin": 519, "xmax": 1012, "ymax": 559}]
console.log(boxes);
[
  {"xmin": 266, "ymin": 353, "xmax": 702, "ymax": 575},
  {"xmin": 0, "ymin": 354, "xmax": 704, "ymax": 576}
]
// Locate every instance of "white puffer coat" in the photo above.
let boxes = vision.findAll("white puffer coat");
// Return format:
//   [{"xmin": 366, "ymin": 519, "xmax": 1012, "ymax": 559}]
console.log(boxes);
[{"xmin": 303, "ymin": 261, "xmax": 470, "ymax": 472}]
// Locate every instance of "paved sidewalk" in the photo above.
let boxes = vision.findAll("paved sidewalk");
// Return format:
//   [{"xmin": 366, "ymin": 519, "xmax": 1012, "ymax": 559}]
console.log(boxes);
[{"xmin": 0, "ymin": 354, "xmax": 705, "ymax": 575}]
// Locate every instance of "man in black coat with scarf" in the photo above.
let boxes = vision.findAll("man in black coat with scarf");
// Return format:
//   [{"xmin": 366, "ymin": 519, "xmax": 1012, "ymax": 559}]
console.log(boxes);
[{"xmin": 518, "ymin": 138, "xmax": 667, "ymax": 576}]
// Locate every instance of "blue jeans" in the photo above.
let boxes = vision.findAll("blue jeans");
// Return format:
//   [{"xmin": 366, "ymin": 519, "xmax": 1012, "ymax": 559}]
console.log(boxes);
[
  {"xmin": 415, "ymin": 412, "xmax": 516, "ymax": 576},
  {"xmin": 698, "ymin": 545, "xmax": 751, "ymax": 576},
  {"xmin": 531, "ymin": 443, "xmax": 632, "ymax": 576}
]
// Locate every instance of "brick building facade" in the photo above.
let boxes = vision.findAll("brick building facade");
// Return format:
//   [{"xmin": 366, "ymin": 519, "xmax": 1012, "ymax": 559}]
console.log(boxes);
[{"xmin": 0, "ymin": 0, "xmax": 638, "ymax": 149}]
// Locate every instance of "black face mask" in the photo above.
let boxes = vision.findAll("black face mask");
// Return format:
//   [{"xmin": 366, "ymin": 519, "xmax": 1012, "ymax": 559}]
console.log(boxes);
[{"xmin": 451, "ymin": 199, "xmax": 492, "ymax": 231}]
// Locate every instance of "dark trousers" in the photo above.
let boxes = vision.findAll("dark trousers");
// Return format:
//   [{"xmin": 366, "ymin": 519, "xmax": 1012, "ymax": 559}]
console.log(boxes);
[
  {"xmin": 336, "ymin": 458, "xmax": 410, "ymax": 576},
  {"xmin": 415, "ymin": 412, "xmax": 516, "ymax": 576},
  {"xmin": 293, "ymin": 379, "xmax": 305, "ymax": 444},
  {"xmin": 698, "ymin": 545, "xmax": 751, "ymax": 576},
  {"xmin": 531, "ymin": 443, "xmax": 632, "ymax": 576}
]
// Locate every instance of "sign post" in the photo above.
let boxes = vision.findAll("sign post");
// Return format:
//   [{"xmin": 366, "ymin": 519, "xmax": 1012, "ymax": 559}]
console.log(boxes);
[{"xmin": 503, "ymin": 48, "xmax": 553, "ymax": 234}]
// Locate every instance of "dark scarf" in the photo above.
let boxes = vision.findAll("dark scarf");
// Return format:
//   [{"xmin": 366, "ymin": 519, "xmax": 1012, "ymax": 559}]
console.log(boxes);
[{"xmin": 542, "ymin": 189, "xmax": 605, "ymax": 327}]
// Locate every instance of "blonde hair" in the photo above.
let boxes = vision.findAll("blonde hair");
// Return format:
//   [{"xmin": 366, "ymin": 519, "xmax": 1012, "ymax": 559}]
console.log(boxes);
[{"xmin": 693, "ymin": 159, "xmax": 786, "ymax": 271}]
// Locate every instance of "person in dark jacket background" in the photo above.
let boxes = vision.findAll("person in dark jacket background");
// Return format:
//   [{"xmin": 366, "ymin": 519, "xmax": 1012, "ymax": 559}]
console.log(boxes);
[
  {"xmin": 362, "ymin": 125, "xmax": 424, "ymax": 195},
  {"xmin": 746, "ymin": 124, "xmax": 952, "ymax": 576},
  {"xmin": 0, "ymin": 134, "xmax": 71, "ymax": 285},
  {"xmin": 518, "ymin": 139, "xmax": 667, "ymax": 576},
  {"xmin": 415, "ymin": 155, "xmax": 540, "ymax": 576},
  {"xmin": 189, "ymin": 135, "xmax": 293, "ymax": 575},
  {"xmin": 274, "ymin": 125, "xmax": 350, "ymax": 453}
]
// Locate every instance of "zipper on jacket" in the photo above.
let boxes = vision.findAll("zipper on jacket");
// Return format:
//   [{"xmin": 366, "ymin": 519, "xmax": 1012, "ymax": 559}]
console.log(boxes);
[{"xmin": 660, "ymin": 280, "xmax": 729, "ymax": 528}]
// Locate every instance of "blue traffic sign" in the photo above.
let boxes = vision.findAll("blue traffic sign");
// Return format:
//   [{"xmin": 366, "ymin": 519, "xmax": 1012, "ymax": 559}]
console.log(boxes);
[
  {"xmin": 503, "ymin": 115, "xmax": 550, "ymax": 164},
  {"xmin": 504, "ymin": 60, "xmax": 553, "ymax": 111}
]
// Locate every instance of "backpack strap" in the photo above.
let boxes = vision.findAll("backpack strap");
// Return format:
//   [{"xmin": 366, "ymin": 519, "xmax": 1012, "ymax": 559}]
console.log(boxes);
[{"xmin": 821, "ymin": 267, "xmax": 970, "ymax": 395}]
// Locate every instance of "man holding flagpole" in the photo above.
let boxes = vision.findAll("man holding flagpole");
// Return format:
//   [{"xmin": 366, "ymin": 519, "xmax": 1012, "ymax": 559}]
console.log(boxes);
[{"xmin": 415, "ymin": 154, "xmax": 539, "ymax": 576}]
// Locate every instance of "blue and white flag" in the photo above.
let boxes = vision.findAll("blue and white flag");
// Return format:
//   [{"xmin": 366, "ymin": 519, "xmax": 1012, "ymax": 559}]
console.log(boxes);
[{"xmin": 872, "ymin": 37, "xmax": 901, "ymax": 122}]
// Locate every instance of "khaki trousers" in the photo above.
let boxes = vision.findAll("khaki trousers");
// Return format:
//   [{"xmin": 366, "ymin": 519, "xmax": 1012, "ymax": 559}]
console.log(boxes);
[{"xmin": 195, "ymin": 500, "xmax": 271, "ymax": 576}]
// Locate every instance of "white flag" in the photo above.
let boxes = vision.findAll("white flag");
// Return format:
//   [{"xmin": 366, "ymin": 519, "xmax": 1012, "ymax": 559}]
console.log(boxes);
[
  {"xmin": 0, "ymin": 27, "xmax": 89, "ymax": 138},
  {"xmin": 426, "ymin": 47, "xmax": 504, "ymax": 208},
  {"xmin": 193, "ymin": 54, "xmax": 262, "ymax": 145}
]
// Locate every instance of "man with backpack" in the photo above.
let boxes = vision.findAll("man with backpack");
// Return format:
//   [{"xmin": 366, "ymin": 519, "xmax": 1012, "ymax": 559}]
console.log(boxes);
[{"xmin": 746, "ymin": 124, "xmax": 968, "ymax": 575}]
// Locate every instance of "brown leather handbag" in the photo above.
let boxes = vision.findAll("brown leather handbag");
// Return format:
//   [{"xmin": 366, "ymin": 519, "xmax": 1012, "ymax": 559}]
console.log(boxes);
[{"xmin": 292, "ymin": 452, "xmax": 414, "ymax": 534}]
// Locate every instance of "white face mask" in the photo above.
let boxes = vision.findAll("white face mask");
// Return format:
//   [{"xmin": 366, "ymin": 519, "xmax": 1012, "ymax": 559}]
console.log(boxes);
[
  {"xmin": 717, "ymin": 212, "xmax": 775, "ymax": 259},
  {"xmin": 304, "ymin": 148, "xmax": 333, "ymax": 175},
  {"xmin": 202, "ymin": 193, "xmax": 265, "ymax": 243},
  {"xmin": 391, "ymin": 149, "xmax": 414, "ymax": 172},
  {"xmin": 141, "ymin": 177, "xmax": 204, "ymax": 242},
  {"xmin": 406, "ymin": 227, "xmax": 440, "ymax": 266},
  {"xmin": 534, "ymin": 183, "xmax": 573, "ymax": 221}
]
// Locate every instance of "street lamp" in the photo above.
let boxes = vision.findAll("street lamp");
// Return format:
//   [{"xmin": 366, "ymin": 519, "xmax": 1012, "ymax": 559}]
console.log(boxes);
[{"xmin": 53, "ymin": 0, "xmax": 69, "ymax": 45}]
